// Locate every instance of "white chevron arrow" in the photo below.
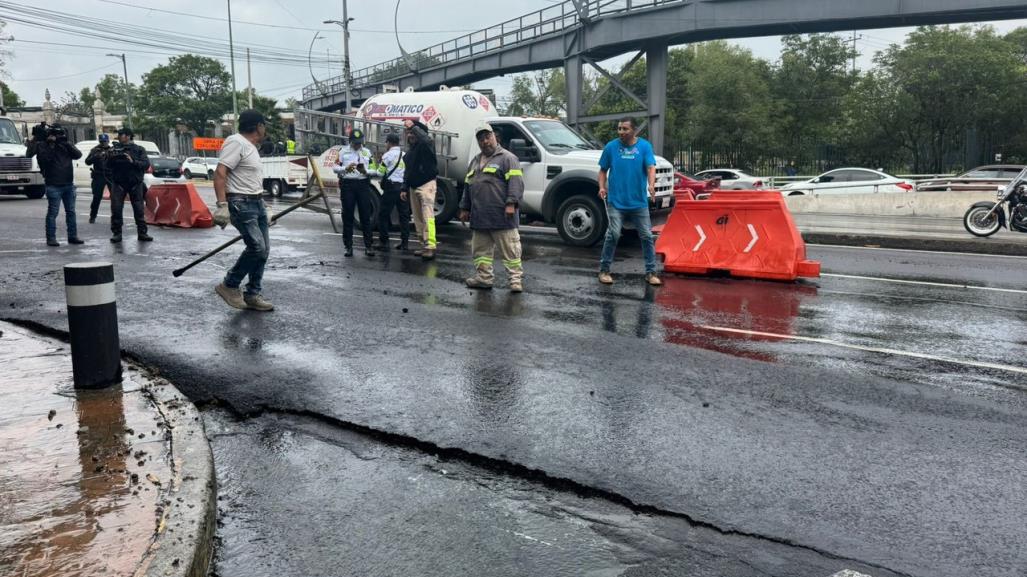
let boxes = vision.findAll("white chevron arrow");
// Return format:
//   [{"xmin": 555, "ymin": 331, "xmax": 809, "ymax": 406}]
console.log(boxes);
[
  {"xmin": 692, "ymin": 225, "xmax": 706, "ymax": 252},
  {"xmin": 744, "ymin": 223, "xmax": 759, "ymax": 253}
]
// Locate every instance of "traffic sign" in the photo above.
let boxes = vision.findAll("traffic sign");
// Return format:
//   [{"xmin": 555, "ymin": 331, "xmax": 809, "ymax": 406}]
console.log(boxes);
[{"xmin": 193, "ymin": 137, "xmax": 225, "ymax": 151}]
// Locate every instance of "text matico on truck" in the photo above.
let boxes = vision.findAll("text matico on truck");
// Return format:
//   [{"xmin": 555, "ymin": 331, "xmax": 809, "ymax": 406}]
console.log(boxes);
[
  {"xmin": 310, "ymin": 88, "xmax": 676, "ymax": 246},
  {"xmin": 0, "ymin": 114, "xmax": 44, "ymax": 199}
]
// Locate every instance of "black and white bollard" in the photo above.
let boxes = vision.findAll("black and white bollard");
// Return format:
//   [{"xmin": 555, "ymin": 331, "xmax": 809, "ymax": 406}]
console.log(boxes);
[{"xmin": 64, "ymin": 262, "xmax": 122, "ymax": 389}]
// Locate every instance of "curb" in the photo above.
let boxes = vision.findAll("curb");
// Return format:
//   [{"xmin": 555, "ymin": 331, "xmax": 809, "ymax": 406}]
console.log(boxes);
[
  {"xmin": 802, "ymin": 233, "xmax": 1027, "ymax": 256},
  {"xmin": 135, "ymin": 363, "xmax": 217, "ymax": 577}
]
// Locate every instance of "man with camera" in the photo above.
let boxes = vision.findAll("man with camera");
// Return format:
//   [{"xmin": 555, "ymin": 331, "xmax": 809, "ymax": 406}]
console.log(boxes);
[
  {"xmin": 107, "ymin": 128, "xmax": 153, "ymax": 243},
  {"xmin": 84, "ymin": 133, "xmax": 112, "ymax": 224},
  {"xmin": 26, "ymin": 122, "xmax": 83, "ymax": 247}
]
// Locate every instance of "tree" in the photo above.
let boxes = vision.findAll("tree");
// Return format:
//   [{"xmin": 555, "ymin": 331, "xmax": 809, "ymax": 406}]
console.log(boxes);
[
  {"xmin": 1, "ymin": 83, "xmax": 23, "ymax": 108},
  {"xmin": 868, "ymin": 26, "xmax": 1023, "ymax": 172},
  {"xmin": 79, "ymin": 73, "xmax": 133, "ymax": 116},
  {"xmin": 506, "ymin": 69, "xmax": 566, "ymax": 117},
  {"xmin": 235, "ymin": 91, "xmax": 284, "ymax": 142},
  {"xmin": 135, "ymin": 54, "xmax": 232, "ymax": 136},
  {"xmin": 55, "ymin": 91, "xmax": 92, "ymax": 122},
  {"xmin": 772, "ymin": 34, "xmax": 858, "ymax": 152}
]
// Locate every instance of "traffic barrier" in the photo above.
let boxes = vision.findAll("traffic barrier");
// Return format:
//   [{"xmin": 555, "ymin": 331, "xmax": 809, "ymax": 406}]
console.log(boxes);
[
  {"xmin": 655, "ymin": 189, "xmax": 820, "ymax": 281},
  {"xmin": 144, "ymin": 183, "xmax": 214, "ymax": 228}
]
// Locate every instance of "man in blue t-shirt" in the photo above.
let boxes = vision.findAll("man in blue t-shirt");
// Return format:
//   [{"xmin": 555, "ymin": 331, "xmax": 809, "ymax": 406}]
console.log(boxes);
[{"xmin": 597, "ymin": 117, "xmax": 662, "ymax": 286}]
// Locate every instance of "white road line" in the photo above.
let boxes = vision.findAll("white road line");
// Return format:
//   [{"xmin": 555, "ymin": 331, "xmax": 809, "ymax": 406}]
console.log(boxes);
[
  {"xmin": 821, "ymin": 273, "xmax": 1027, "ymax": 295},
  {"xmin": 829, "ymin": 571, "xmax": 874, "ymax": 577},
  {"xmin": 698, "ymin": 325, "xmax": 1027, "ymax": 378},
  {"xmin": 808, "ymin": 243, "xmax": 1027, "ymax": 260}
]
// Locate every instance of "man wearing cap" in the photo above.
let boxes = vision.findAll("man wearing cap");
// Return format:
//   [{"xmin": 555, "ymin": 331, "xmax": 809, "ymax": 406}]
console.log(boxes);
[
  {"xmin": 401, "ymin": 119, "xmax": 438, "ymax": 260},
  {"xmin": 107, "ymin": 128, "xmax": 153, "ymax": 243},
  {"xmin": 212, "ymin": 109, "xmax": 274, "ymax": 312},
  {"xmin": 458, "ymin": 123, "xmax": 525, "ymax": 292},
  {"xmin": 375, "ymin": 132, "xmax": 410, "ymax": 251},
  {"xmin": 332, "ymin": 129, "xmax": 376, "ymax": 257}
]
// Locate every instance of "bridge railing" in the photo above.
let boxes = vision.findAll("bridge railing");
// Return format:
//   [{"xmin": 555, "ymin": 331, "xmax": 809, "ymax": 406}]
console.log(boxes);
[{"xmin": 303, "ymin": 0, "xmax": 679, "ymax": 101}]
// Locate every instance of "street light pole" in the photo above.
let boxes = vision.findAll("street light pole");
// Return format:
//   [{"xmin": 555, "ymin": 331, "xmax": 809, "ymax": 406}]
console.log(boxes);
[
  {"xmin": 105, "ymin": 53, "xmax": 132, "ymax": 130},
  {"xmin": 324, "ymin": 0, "xmax": 354, "ymax": 114},
  {"xmin": 227, "ymin": 0, "xmax": 239, "ymax": 128}
]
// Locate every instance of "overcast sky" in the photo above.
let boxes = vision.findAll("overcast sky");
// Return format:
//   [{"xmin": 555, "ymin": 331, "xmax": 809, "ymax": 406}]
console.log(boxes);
[{"xmin": 3, "ymin": 0, "xmax": 1026, "ymax": 107}]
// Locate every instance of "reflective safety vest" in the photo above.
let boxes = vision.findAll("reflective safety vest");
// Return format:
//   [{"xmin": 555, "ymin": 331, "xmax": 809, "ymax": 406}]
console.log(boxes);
[{"xmin": 286, "ymin": 139, "xmax": 296, "ymax": 154}]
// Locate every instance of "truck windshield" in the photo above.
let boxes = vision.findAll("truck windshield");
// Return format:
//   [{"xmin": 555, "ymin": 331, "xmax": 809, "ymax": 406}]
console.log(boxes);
[
  {"xmin": 522, "ymin": 120, "xmax": 594, "ymax": 153},
  {"xmin": 0, "ymin": 119, "xmax": 22, "ymax": 145}
]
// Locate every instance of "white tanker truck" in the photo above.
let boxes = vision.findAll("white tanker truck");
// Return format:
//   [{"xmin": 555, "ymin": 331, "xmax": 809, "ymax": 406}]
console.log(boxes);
[{"xmin": 302, "ymin": 88, "xmax": 675, "ymax": 246}]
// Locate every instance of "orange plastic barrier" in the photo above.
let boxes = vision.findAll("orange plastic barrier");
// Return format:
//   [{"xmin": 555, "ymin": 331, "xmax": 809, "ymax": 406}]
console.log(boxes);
[
  {"xmin": 655, "ymin": 189, "xmax": 820, "ymax": 281},
  {"xmin": 144, "ymin": 183, "xmax": 214, "ymax": 228}
]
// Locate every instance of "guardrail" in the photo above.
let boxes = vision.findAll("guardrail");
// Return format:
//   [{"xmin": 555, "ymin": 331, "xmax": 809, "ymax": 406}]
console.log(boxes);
[{"xmin": 303, "ymin": 0, "xmax": 679, "ymax": 101}]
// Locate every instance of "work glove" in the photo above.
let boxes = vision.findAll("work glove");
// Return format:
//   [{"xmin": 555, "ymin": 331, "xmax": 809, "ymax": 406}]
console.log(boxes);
[{"xmin": 213, "ymin": 202, "xmax": 230, "ymax": 229}]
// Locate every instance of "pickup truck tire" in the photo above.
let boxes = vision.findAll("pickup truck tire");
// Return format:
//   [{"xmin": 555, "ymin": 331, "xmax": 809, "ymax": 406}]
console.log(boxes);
[
  {"xmin": 557, "ymin": 194, "xmax": 607, "ymax": 247},
  {"xmin": 25, "ymin": 187, "xmax": 45, "ymax": 199},
  {"xmin": 355, "ymin": 188, "xmax": 382, "ymax": 234},
  {"xmin": 267, "ymin": 179, "xmax": 284, "ymax": 197},
  {"xmin": 434, "ymin": 179, "xmax": 458, "ymax": 224}
]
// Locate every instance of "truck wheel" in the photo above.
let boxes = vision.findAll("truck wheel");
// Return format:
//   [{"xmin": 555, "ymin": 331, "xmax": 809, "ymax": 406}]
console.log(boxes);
[
  {"xmin": 434, "ymin": 179, "xmax": 459, "ymax": 224},
  {"xmin": 25, "ymin": 187, "xmax": 45, "ymax": 199},
  {"xmin": 268, "ymin": 180, "xmax": 284, "ymax": 197},
  {"xmin": 557, "ymin": 194, "xmax": 606, "ymax": 247}
]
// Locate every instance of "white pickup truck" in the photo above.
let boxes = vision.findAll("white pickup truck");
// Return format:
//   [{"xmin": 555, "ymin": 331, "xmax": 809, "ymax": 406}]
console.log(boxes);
[
  {"xmin": 0, "ymin": 116, "xmax": 44, "ymax": 198},
  {"xmin": 305, "ymin": 88, "xmax": 676, "ymax": 246}
]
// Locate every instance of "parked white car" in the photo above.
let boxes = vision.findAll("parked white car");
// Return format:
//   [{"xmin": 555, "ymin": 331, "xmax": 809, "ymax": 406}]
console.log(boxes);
[
  {"xmin": 694, "ymin": 168, "xmax": 764, "ymax": 190},
  {"xmin": 73, "ymin": 138, "xmax": 162, "ymax": 182},
  {"xmin": 182, "ymin": 156, "xmax": 218, "ymax": 180},
  {"xmin": 779, "ymin": 168, "xmax": 913, "ymax": 196},
  {"xmin": 143, "ymin": 156, "xmax": 187, "ymax": 188}
]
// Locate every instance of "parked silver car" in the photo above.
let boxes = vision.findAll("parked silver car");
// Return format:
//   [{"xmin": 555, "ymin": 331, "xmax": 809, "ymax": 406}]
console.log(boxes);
[{"xmin": 780, "ymin": 168, "xmax": 912, "ymax": 196}]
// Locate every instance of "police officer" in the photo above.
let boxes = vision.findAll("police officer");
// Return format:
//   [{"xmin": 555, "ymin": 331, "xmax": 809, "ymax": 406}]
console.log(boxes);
[
  {"xmin": 332, "ymin": 129, "xmax": 376, "ymax": 257},
  {"xmin": 375, "ymin": 133, "xmax": 410, "ymax": 251},
  {"xmin": 107, "ymin": 128, "xmax": 153, "ymax": 243},
  {"xmin": 84, "ymin": 133, "xmax": 112, "ymax": 224},
  {"xmin": 458, "ymin": 123, "xmax": 525, "ymax": 293}
]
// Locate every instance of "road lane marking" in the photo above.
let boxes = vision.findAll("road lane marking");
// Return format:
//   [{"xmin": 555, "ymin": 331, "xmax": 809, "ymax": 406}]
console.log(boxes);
[
  {"xmin": 821, "ymin": 273, "xmax": 1027, "ymax": 295},
  {"xmin": 809, "ymin": 243, "xmax": 1027, "ymax": 260},
  {"xmin": 698, "ymin": 325, "xmax": 1027, "ymax": 378},
  {"xmin": 829, "ymin": 571, "xmax": 874, "ymax": 577}
]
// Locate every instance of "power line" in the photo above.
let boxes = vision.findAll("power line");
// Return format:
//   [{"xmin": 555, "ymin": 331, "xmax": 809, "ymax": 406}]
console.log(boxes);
[{"xmin": 12, "ymin": 61, "xmax": 119, "ymax": 82}]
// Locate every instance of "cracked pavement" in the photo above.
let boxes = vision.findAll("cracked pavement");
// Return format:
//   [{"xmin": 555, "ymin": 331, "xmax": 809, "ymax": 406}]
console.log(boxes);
[{"xmin": 2, "ymin": 192, "xmax": 1026, "ymax": 576}]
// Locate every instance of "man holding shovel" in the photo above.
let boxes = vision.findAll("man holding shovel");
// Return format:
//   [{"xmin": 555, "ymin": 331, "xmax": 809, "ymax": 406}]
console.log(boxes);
[{"xmin": 212, "ymin": 109, "xmax": 275, "ymax": 312}]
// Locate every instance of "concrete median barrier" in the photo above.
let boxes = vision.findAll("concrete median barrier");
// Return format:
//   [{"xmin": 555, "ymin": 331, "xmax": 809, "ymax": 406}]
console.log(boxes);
[{"xmin": 784, "ymin": 190, "xmax": 997, "ymax": 218}]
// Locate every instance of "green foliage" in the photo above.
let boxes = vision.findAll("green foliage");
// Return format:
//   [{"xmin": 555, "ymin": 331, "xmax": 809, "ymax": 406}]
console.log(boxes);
[
  {"xmin": 79, "ymin": 73, "xmax": 133, "ymax": 116},
  {"xmin": 1, "ymin": 83, "xmax": 23, "ymax": 108},
  {"xmin": 135, "ymin": 54, "xmax": 232, "ymax": 137},
  {"xmin": 506, "ymin": 69, "xmax": 566, "ymax": 117},
  {"xmin": 236, "ymin": 91, "xmax": 284, "ymax": 143}
]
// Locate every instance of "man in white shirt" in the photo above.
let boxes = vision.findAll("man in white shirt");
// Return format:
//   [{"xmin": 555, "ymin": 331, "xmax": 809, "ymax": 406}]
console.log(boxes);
[
  {"xmin": 332, "ymin": 129, "xmax": 376, "ymax": 257},
  {"xmin": 375, "ymin": 133, "xmax": 410, "ymax": 251},
  {"xmin": 212, "ymin": 109, "xmax": 274, "ymax": 312}
]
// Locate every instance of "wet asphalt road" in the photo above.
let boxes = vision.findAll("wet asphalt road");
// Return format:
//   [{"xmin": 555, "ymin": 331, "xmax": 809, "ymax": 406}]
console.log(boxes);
[{"xmin": 1, "ymin": 191, "xmax": 1026, "ymax": 577}]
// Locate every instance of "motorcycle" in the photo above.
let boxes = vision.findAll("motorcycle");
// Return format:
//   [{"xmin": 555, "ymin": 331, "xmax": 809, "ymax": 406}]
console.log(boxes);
[{"xmin": 963, "ymin": 166, "xmax": 1027, "ymax": 237}]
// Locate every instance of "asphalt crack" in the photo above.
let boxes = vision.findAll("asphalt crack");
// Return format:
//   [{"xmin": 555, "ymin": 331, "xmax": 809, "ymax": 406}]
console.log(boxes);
[{"xmin": 202, "ymin": 397, "xmax": 911, "ymax": 577}]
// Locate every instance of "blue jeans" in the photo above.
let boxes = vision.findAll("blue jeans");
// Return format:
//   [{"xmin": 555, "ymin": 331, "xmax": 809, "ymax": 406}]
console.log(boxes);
[
  {"xmin": 223, "ymin": 196, "xmax": 269, "ymax": 296},
  {"xmin": 599, "ymin": 204, "xmax": 656, "ymax": 274},
  {"xmin": 45, "ymin": 184, "xmax": 78, "ymax": 240}
]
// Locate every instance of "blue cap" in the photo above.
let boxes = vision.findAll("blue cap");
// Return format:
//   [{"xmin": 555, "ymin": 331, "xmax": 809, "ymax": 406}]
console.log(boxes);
[{"xmin": 98, "ymin": 134, "xmax": 110, "ymax": 143}]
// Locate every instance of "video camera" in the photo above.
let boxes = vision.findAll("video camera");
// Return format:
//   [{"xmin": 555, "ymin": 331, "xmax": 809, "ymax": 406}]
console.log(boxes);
[{"xmin": 31, "ymin": 122, "xmax": 68, "ymax": 142}]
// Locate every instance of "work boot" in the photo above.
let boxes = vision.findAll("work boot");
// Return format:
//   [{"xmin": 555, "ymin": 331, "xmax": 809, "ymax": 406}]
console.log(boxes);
[
  {"xmin": 244, "ymin": 293, "xmax": 274, "ymax": 312},
  {"xmin": 137, "ymin": 233, "xmax": 154, "ymax": 242},
  {"xmin": 645, "ymin": 272, "xmax": 663, "ymax": 287},
  {"xmin": 598, "ymin": 271, "xmax": 613, "ymax": 285},
  {"xmin": 67, "ymin": 237, "xmax": 84, "ymax": 245},
  {"xmin": 46, "ymin": 238, "xmax": 59, "ymax": 247},
  {"xmin": 396, "ymin": 241, "xmax": 409, "ymax": 251},
  {"xmin": 215, "ymin": 282, "xmax": 246, "ymax": 310},
  {"xmin": 110, "ymin": 233, "xmax": 122, "ymax": 243},
  {"xmin": 421, "ymin": 248, "xmax": 436, "ymax": 261},
  {"xmin": 365, "ymin": 246, "xmax": 376, "ymax": 257},
  {"xmin": 509, "ymin": 281, "xmax": 524, "ymax": 293},
  {"xmin": 88, "ymin": 216, "xmax": 96, "ymax": 224},
  {"xmin": 344, "ymin": 247, "xmax": 354, "ymax": 257},
  {"xmin": 413, "ymin": 248, "xmax": 424, "ymax": 256},
  {"xmin": 465, "ymin": 276, "xmax": 493, "ymax": 290}
]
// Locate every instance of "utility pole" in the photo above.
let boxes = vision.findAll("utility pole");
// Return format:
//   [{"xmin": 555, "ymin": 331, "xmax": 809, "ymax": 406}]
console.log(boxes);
[
  {"xmin": 246, "ymin": 47, "xmax": 253, "ymax": 109},
  {"xmin": 324, "ymin": 0, "xmax": 354, "ymax": 114},
  {"xmin": 227, "ymin": 0, "xmax": 239, "ymax": 128},
  {"xmin": 105, "ymin": 53, "xmax": 132, "ymax": 130},
  {"xmin": 850, "ymin": 31, "xmax": 863, "ymax": 74}
]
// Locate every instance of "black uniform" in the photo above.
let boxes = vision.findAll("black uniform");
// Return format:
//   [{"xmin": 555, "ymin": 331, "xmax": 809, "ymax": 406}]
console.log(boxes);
[
  {"xmin": 84, "ymin": 143, "xmax": 112, "ymax": 222},
  {"xmin": 107, "ymin": 142, "xmax": 150, "ymax": 238}
]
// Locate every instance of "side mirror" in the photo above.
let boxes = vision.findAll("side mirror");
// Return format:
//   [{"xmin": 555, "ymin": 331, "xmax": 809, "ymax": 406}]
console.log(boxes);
[{"xmin": 509, "ymin": 138, "xmax": 539, "ymax": 162}]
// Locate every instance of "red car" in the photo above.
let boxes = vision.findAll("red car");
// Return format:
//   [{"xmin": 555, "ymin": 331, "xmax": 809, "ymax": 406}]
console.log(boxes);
[{"xmin": 673, "ymin": 172, "xmax": 709, "ymax": 202}]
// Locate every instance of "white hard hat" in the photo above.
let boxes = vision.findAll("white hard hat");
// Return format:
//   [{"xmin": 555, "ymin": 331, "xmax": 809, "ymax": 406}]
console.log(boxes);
[{"xmin": 474, "ymin": 122, "xmax": 494, "ymax": 136}]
